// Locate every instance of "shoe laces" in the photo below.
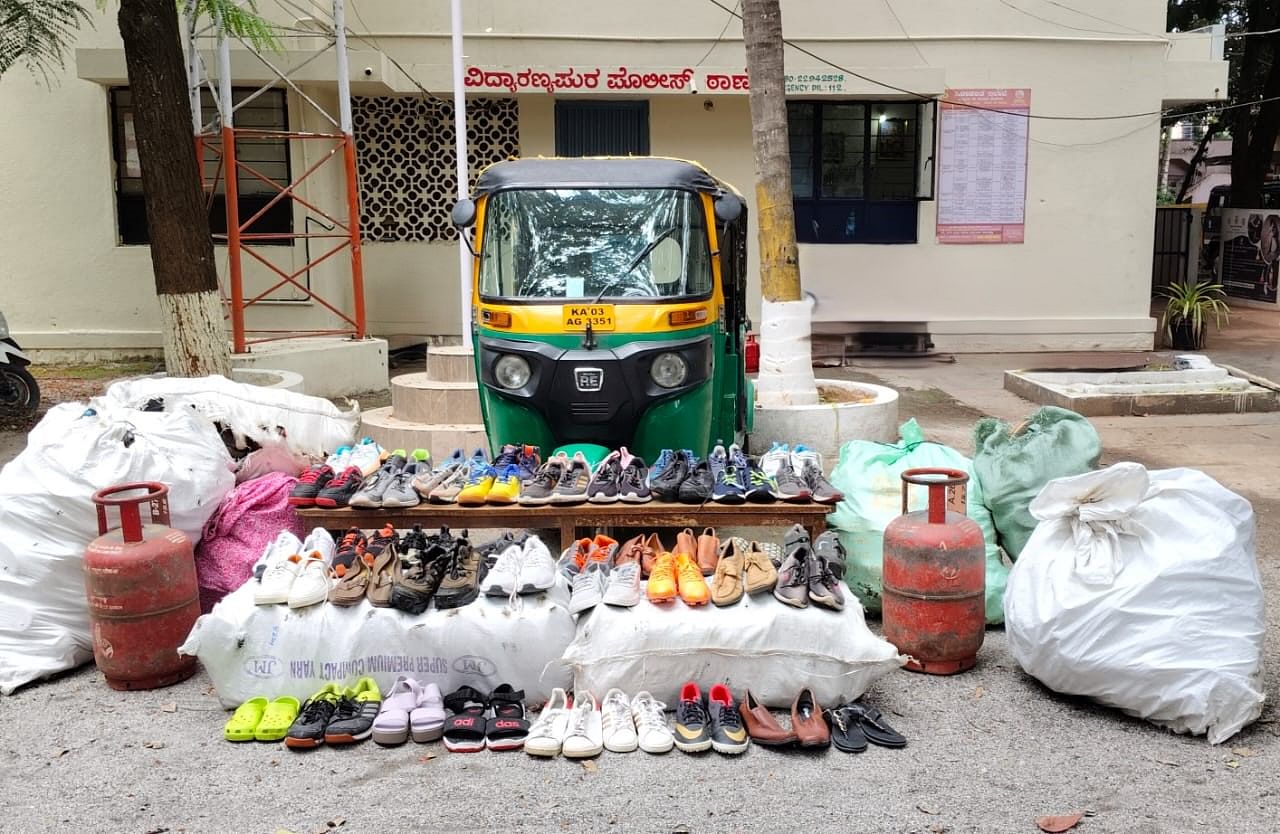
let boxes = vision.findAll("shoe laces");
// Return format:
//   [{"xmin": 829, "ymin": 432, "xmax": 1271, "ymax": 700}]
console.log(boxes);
[
  {"xmin": 634, "ymin": 697, "xmax": 668, "ymax": 731},
  {"xmin": 298, "ymin": 467, "xmax": 329, "ymax": 486},
  {"xmin": 749, "ymin": 466, "xmax": 773, "ymax": 487},
  {"xmin": 465, "ymin": 462, "xmax": 493, "ymax": 486},
  {"xmin": 569, "ymin": 701, "xmax": 593, "ymax": 738},
  {"xmin": 716, "ymin": 462, "xmax": 740, "ymax": 486},
  {"xmin": 716, "ymin": 701, "xmax": 743, "ymax": 731},
  {"xmin": 678, "ymin": 698, "xmax": 707, "ymax": 726},
  {"xmin": 782, "ymin": 555, "xmax": 809, "ymax": 587},
  {"xmin": 609, "ymin": 562, "xmax": 638, "ymax": 586},
  {"xmin": 298, "ymin": 697, "xmax": 333, "ymax": 724},
  {"xmin": 331, "ymin": 695, "xmax": 359, "ymax": 721},
  {"xmin": 338, "ymin": 530, "xmax": 362, "ymax": 550},
  {"xmin": 572, "ymin": 568, "xmax": 600, "ymax": 592},
  {"xmin": 676, "ymin": 558, "xmax": 702, "ymax": 584},
  {"xmin": 601, "ymin": 693, "xmax": 630, "ymax": 729}
]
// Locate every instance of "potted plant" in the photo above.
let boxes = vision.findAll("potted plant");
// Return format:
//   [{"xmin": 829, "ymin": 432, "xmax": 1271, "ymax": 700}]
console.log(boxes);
[{"xmin": 1159, "ymin": 280, "xmax": 1230, "ymax": 350}]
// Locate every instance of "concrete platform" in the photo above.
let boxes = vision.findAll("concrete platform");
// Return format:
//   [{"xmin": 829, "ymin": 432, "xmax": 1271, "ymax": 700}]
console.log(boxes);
[
  {"xmin": 232, "ymin": 336, "xmax": 388, "ymax": 398},
  {"xmin": 1004, "ymin": 366, "xmax": 1280, "ymax": 416},
  {"xmin": 360, "ymin": 406, "xmax": 486, "ymax": 459},
  {"xmin": 391, "ymin": 374, "xmax": 482, "ymax": 424}
]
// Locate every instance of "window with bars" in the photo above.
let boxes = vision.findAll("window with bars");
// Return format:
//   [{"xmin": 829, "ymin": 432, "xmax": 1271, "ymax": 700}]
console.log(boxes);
[
  {"xmin": 789, "ymin": 100, "xmax": 931, "ymax": 244},
  {"xmin": 109, "ymin": 87, "xmax": 292, "ymax": 246}
]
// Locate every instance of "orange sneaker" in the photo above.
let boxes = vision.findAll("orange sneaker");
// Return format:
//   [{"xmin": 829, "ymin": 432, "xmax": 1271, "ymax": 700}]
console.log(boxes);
[
  {"xmin": 676, "ymin": 553, "xmax": 710, "ymax": 606},
  {"xmin": 646, "ymin": 553, "xmax": 678, "ymax": 602},
  {"xmin": 591, "ymin": 534, "xmax": 618, "ymax": 562}
]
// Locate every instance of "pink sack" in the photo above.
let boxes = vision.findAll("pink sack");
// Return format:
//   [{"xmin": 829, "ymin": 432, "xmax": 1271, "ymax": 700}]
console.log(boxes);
[{"xmin": 194, "ymin": 472, "xmax": 308, "ymax": 613}]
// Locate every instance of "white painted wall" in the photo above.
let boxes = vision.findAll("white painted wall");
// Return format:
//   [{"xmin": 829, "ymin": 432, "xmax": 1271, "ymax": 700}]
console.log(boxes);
[{"xmin": 0, "ymin": 0, "xmax": 1225, "ymax": 355}]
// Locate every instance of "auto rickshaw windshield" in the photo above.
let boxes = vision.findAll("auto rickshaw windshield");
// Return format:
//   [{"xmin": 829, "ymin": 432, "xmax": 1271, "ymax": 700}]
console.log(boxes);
[{"xmin": 478, "ymin": 188, "xmax": 714, "ymax": 301}]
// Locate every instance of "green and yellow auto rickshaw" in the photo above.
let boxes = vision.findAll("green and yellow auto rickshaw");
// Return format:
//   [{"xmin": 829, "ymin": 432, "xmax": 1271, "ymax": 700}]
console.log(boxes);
[{"xmin": 451, "ymin": 157, "xmax": 753, "ymax": 464}]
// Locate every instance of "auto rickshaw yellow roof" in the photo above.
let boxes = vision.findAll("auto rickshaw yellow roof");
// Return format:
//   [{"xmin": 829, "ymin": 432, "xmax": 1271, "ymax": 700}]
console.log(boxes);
[{"xmin": 472, "ymin": 156, "xmax": 740, "ymax": 198}]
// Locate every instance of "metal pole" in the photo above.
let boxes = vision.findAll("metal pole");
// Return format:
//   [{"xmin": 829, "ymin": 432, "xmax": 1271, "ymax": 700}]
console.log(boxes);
[
  {"xmin": 217, "ymin": 28, "xmax": 245, "ymax": 353},
  {"xmin": 451, "ymin": 0, "xmax": 472, "ymax": 341},
  {"xmin": 333, "ymin": 0, "xmax": 367, "ymax": 339},
  {"xmin": 184, "ymin": 0, "xmax": 201, "ymax": 135}
]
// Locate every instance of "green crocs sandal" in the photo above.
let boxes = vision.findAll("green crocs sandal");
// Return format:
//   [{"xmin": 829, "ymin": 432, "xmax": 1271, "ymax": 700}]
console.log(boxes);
[
  {"xmin": 224, "ymin": 697, "xmax": 268, "ymax": 742},
  {"xmin": 254, "ymin": 696, "xmax": 301, "ymax": 742}
]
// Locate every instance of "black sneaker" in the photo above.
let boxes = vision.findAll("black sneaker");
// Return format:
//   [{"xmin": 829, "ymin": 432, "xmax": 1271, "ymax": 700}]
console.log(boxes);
[
  {"xmin": 549, "ymin": 452, "xmax": 591, "ymax": 504},
  {"xmin": 520, "ymin": 455, "xmax": 565, "ymax": 505},
  {"xmin": 366, "ymin": 523, "xmax": 400, "ymax": 556},
  {"xmin": 651, "ymin": 450, "xmax": 693, "ymax": 502},
  {"xmin": 813, "ymin": 530, "xmax": 847, "ymax": 580},
  {"xmin": 289, "ymin": 464, "xmax": 333, "ymax": 507},
  {"xmin": 744, "ymin": 456, "xmax": 777, "ymax": 503},
  {"xmin": 389, "ymin": 526, "xmax": 449, "ymax": 615},
  {"xmin": 673, "ymin": 682, "xmax": 712, "ymax": 753},
  {"xmin": 433, "ymin": 534, "xmax": 481, "ymax": 610},
  {"xmin": 285, "ymin": 685, "xmax": 343, "ymax": 749},
  {"xmin": 618, "ymin": 449, "xmax": 651, "ymax": 503},
  {"xmin": 587, "ymin": 452, "xmax": 622, "ymax": 503},
  {"xmin": 323, "ymin": 679, "xmax": 382, "ymax": 744},
  {"xmin": 771, "ymin": 458, "xmax": 812, "ymax": 503},
  {"xmin": 677, "ymin": 459, "xmax": 714, "ymax": 504},
  {"xmin": 314, "ymin": 465, "xmax": 364, "ymax": 508},
  {"xmin": 332, "ymin": 527, "xmax": 369, "ymax": 578},
  {"xmin": 707, "ymin": 684, "xmax": 750, "ymax": 755}
]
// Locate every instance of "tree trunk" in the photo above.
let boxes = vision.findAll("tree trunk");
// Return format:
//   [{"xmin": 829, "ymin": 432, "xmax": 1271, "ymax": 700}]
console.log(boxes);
[
  {"xmin": 1175, "ymin": 123, "xmax": 1217, "ymax": 205},
  {"xmin": 743, "ymin": 0, "xmax": 817, "ymax": 406},
  {"xmin": 1229, "ymin": 0, "xmax": 1280, "ymax": 209},
  {"xmin": 118, "ymin": 0, "xmax": 231, "ymax": 377}
]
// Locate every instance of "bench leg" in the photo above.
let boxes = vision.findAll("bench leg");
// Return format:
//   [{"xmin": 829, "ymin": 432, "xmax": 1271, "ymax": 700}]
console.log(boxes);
[
  {"xmin": 807, "ymin": 516, "xmax": 827, "ymax": 541},
  {"xmin": 559, "ymin": 519, "xmax": 576, "ymax": 554}
]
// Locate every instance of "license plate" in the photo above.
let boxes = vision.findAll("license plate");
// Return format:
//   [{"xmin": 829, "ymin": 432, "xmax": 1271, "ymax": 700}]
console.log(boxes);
[{"xmin": 562, "ymin": 304, "xmax": 616, "ymax": 331}]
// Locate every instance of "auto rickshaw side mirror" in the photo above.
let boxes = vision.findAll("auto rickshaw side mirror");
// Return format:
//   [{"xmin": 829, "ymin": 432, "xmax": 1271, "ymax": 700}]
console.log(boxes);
[
  {"xmin": 714, "ymin": 193, "xmax": 744, "ymax": 224},
  {"xmin": 451, "ymin": 198, "xmax": 478, "ymax": 228}
]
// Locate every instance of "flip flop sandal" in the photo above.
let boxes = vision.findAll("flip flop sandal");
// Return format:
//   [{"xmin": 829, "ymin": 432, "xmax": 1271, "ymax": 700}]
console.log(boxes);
[
  {"xmin": 328, "ymin": 551, "xmax": 374, "ymax": 606},
  {"xmin": 224, "ymin": 697, "xmax": 268, "ymax": 742},
  {"xmin": 365, "ymin": 546, "xmax": 398, "ymax": 607},
  {"xmin": 847, "ymin": 703, "xmax": 907, "ymax": 748},
  {"xmin": 485, "ymin": 684, "xmax": 530, "ymax": 751},
  {"xmin": 825, "ymin": 706, "xmax": 868, "ymax": 754},
  {"xmin": 442, "ymin": 686, "xmax": 489, "ymax": 753},
  {"xmin": 254, "ymin": 696, "xmax": 301, "ymax": 742}
]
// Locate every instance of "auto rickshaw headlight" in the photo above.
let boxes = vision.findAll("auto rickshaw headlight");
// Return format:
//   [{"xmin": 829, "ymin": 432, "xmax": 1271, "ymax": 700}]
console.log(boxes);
[
  {"xmin": 494, "ymin": 354, "xmax": 531, "ymax": 389},
  {"xmin": 650, "ymin": 352, "xmax": 689, "ymax": 389}
]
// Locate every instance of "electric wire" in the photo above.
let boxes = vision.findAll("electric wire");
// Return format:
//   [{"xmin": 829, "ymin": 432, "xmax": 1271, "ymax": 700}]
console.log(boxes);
[
  {"xmin": 692, "ymin": 0, "xmax": 740, "ymax": 68},
  {"xmin": 881, "ymin": 0, "xmax": 929, "ymax": 65}
]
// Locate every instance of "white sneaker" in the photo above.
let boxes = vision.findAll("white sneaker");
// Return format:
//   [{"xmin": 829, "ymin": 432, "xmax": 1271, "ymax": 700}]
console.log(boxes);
[
  {"xmin": 561, "ymin": 691, "xmax": 603, "ymax": 758},
  {"xmin": 568, "ymin": 564, "xmax": 606, "ymax": 614},
  {"xmin": 483, "ymin": 543, "xmax": 523, "ymax": 596},
  {"xmin": 287, "ymin": 553, "xmax": 331, "ymax": 608},
  {"xmin": 525, "ymin": 688, "xmax": 572, "ymax": 757},
  {"xmin": 631, "ymin": 691, "xmax": 675, "ymax": 754},
  {"xmin": 255, "ymin": 554, "xmax": 303, "ymax": 604},
  {"xmin": 251, "ymin": 530, "xmax": 303, "ymax": 582},
  {"xmin": 759, "ymin": 442, "xmax": 790, "ymax": 478},
  {"xmin": 519, "ymin": 535, "xmax": 556, "ymax": 593},
  {"xmin": 601, "ymin": 688, "xmax": 638, "ymax": 753},
  {"xmin": 324, "ymin": 445, "xmax": 353, "ymax": 471},
  {"xmin": 299, "ymin": 527, "xmax": 336, "ymax": 565},
  {"xmin": 790, "ymin": 444, "xmax": 823, "ymax": 476},
  {"xmin": 601, "ymin": 561, "xmax": 642, "ymax": 607},
  {"xmin": 349, "ymin": 439, "xmax": 384, "ymax": 477}
]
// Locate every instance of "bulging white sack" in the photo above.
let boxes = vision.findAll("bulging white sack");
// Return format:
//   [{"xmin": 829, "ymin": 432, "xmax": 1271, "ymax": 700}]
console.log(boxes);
[
  {"xmin": 564, "ymin": 590, "xmax": 905, "ymax": 709},
  {"xmin": 182, "ymin": 579, "xmax": 576, "ymax": 708},
  {"xmin": 0, "ymin": 403, "xmax": 235, "ymax": 694},
  {"xmin": 1004, "ymin": 462, "xmax": 1265, "ymax": 744}
]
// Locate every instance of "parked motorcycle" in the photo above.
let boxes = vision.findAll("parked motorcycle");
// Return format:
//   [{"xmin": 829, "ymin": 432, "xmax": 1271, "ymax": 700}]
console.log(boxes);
[{"xmin": 0, "ymin": 311, "xmax": 39, "ymax": 419}]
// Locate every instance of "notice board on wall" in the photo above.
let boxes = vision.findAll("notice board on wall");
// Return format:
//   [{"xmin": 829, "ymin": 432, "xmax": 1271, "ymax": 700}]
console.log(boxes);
[
  {"xmin": 1218, "ymin": 208, "xmax": 1280, "ymax": 304},
  {"xmin": 936, "ymin": 88, "xmax": 1031, "ymax": 244}
]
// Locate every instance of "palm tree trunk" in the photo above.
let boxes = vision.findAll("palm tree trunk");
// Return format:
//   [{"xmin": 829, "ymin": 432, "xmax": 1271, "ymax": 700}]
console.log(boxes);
[
  {"xmin": 119, "ymin": 0, "xmax": 231, "ymax": 376},
  {"xmin": 743, "ymin": 0, "xmax": 817, "ymax": 406}
]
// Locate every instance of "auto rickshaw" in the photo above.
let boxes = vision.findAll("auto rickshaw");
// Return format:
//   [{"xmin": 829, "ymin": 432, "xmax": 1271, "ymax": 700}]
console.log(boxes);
[{"xmin": 451, "ymin": 157, "xmax": 753, "ymax": 464}]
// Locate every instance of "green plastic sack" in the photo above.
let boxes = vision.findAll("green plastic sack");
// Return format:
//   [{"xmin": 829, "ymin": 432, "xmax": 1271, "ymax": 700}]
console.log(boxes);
[
  {"xmin": 973, "ymin": 406, "xmax": 1101, "ymax": 561},
  {"xmin": 828, "ymin": 418, "xmax": 1008, "ymax": 624}
]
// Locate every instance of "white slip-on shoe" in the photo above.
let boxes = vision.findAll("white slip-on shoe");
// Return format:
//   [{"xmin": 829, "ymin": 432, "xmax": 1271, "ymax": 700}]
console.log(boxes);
[
  {"xmin": 631, "ymin": 691, "xmax": 675, "ymax": 754},
  {"xmin": 601, "ymin": 561, "xmax": 642, "ymax": 607},
  {"xmin": 601, "ymin": 688, "xmax": 638, "ymax": 753},
  {"xmin": 299, "ymin": 527, "xmax": 336, "ymax": 565},
  {"xmin": 519, "ymin": 535, "xmax": 557, "ymax": 593},
  {"xmin": 287, "ymin": 554, "xmax": 332, "ymax": 608},
  {"xmin": 568, "ymin": 564, "xmax": 606, "ymax": 615},
  {"xmin": 524, "ymin": 688, "xmax": 571, "ymax": 757},
  {"xmin": 561, "ymin": 691, "xmax": 603, "ymax": 758},
  {"xmin": 251, "ymin": 530, "xmax": 303, "ymax": 582},
  {"xmin": 410, "ymin": 682, "xmax": 447, "ymax": 743},
  {"xmin": 483, "ymin": 543, "xmax": 523, "ymax": 596},
  {"xmin": 255, "ymin": 553, "xmax": 303, "ymax": 605}
]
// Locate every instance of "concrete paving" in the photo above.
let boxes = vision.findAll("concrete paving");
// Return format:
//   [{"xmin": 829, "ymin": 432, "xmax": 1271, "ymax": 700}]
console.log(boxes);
[{"xmin": 3, "ymin": 314, "xmax": 1280, "ymax": 833}]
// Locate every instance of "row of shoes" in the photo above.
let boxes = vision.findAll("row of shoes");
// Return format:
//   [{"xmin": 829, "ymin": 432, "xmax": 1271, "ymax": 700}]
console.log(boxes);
[
  {"xmin": 375, "ymin": 679, "xmax": 531, "ymax": 752},
  {"xmin": 526, "ymin": 688, "xmax": 675, "ymax": 758},
  {"xmin": 648, "ymin": 443, "xmax": 843, "ymax": 505},
  {"xmin": 287, "ymin": 439, "xmax": 408, "ymax": 508},
  {"xmin": 734, "ymin": 687, "xmax": 907, "ymax": 753}
]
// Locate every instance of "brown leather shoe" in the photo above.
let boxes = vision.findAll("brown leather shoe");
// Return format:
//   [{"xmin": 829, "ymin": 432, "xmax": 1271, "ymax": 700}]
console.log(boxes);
[
  {"xmin": 640, "ymin": 533, "xmax": 665, "ymax": 577},
  {"xmin": 710, "ymin": 537, "xmax": 745, "ymax": 607},
  {"xmin": 739, "ymin": 689, "xmax": 796, "ymax": 746},
  {"xmin": 696, "ymin": 527, "xmax": 720, "ymax": 575},
  {"xmin": 673, "ymin": 528, "xmax": 697, "ymax": 559},
  {"xmin": 742, "ymin": 541, "xmax": 778, "ymax": 594},
  {"xmin": 791, "ymin": 688, "xmax": 830, "ymax": 748},
  {"xmin": 615, "ymin": 534, "xmax": 645, "ymax": 567}
]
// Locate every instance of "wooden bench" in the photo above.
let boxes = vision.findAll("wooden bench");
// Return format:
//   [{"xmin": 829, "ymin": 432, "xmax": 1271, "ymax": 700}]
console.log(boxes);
[{"xmin": 296, "ymin": 501, "xmax": 831, "ymax": 552}]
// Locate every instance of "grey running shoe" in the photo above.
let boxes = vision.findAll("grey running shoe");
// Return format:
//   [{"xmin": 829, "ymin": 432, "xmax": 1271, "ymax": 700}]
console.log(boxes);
[
  {"xmin": 802, "ymin": 460, "xmax": 844, "ymax": 505},
  {"xmin": 428, "ymin": 462, "xmax": 470, "ymax": 504},
  {"xmin": 382, "ymin": 461, "xmax": 427, "ymax": 508},
  {"xmin": 771, "ymin": 457, "xmax": 813, "ymax": 503},
  {"xmin": 807, "ymin": 547, "xmax": 846, "ymax": 611},
  {"xmin": 617, "ymin": 448, "xmax": 651, "ymax": 503},
  {"xmin": 348, "ymin": 454, "xmax": 406, "ymax": 508},
  {"xmin": 813, "ymin": 530, "xmax": 847, "ymax": 580},
  {"xmin": 773, "ymin": 544, "xmax": 810, "ymax": 608},
  {"xmin": 587, "ymin": 451, "xmax": 622, "ymax": 504},
  {"xmin": 550, "ymin": 452, "xmax": 591, "ymax": 504},
  {"xmin": 413, "ymin": 449, "xmax": 464, "ymax": 498},
  {"xmin": 522, "ymin": 454, "xmax": 567, "ymax": 505}
]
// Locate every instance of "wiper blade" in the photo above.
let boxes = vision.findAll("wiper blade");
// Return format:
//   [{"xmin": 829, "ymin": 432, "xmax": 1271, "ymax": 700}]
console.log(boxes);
[{"xmin": 591, "ymin": 226, "xmax": 679, "ymax": 304}]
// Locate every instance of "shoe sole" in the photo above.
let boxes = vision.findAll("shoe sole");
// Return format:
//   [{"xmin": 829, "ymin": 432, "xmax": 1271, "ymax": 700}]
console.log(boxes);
[
  {"xmin": 618, "ymin": 494, "xmax": 652, "ymax": 504},
  {"xmin": 711, "ymin": 594, "xmax": 743, "ymax": 607},
  {"xmin": 254, "ymin": 592, "xmax": 290, "ymax": 605},
  {"xmin": 712, "ymin": 494, "xmax": 746, "ymax": 504},
  {"xmin": 639, "ymin": 739, "xmax": 675, "ymax": 754},
  {"xmin": 711, "ymin": 739, "xmax": 750, "ymax": 755},
  {"xmin": 587, "ymin": 494, "xmax": 619, "ymax": 504},
  {"xmin": 287, "ymin": 496, "xmax": 316, "ymax": 507},
  {"xmin": 411, "ymin": 725, "xmax": 445, "ymax": 743},
  {"xmin": 455, "ymin": 498, "xmax": 488, "ymax": 506},
  {"xmin": 434, "ymin": 589, "xmax": 479, "ymax": 610},
  {"xmin": 547, "ymin": 494, "xmax": 588, "ymax": 504},
  {"xmin": 324, "ymin": 727, "xmax": 374, "ymax": 744},
  {"xmin": 372, "ymin": 729, "xmax": 410, "ymax": 745},
  {"xmin": 486, "ymin": 737, "xmax": 527, "ymax": 752},
  {"xmin": 523, "ymin": 743, "xmax": 561, "ymax": 757},
  {"xmin": 346, "ymin": 497, "xmax": 381, "ymax": 509},
  {"xmin": 602, "ymin": 593, "xmax": 640, "ymax": 607},
  {"xmin": 679, "ymin": 598, "xmax": 709, "ymax": 606},
  {"xmin": 673, "ymin": 738, "xmax": 713, "ymax": 753},
  {"xmin": 380, "ymin": 497, "xmax": 422, "ymax": 508},
  {"xmin": 519, "ymin": 582, "xmax": 553, "ymax": 594},
  {"xmin": 486, "ymin": 497, "xmax": 518, "ymax": 505},
  {"xmin": 562, "ymin": 745, "xmax": 603, "ymax": 758},
  {"xmin": 568, "ymin": 599, "xmax": 602, "ymax": 615},
  {"xmin": 284, "ymin": 736, "xmax": 323, "ymax": 749},
  {"xmin": 604, "ymin": 738, "xmax": 639, "ymax": 753},
  {"xmin": 646, "ymin": 591, "xmax": 677, "ymax": 603},
  {"xmin": 442, "ymin": 738, "xmax": 486, "ymax": 753},
  {"xmin": 483, "ymin": 583, "xmax": 516, "ymax": 596},
  {"xmin": 519, "ymin": 495, "xmax": 555, "ymax": 506},
  {"xmin": 774, "ymin": 595, "xmax": 809, "ymax": 608}
]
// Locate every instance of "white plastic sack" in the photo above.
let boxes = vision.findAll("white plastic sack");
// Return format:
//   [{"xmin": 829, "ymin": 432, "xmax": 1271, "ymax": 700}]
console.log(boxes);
[
  {"xmin": 564, "ymin": 588, "xmax": 905, "ymax": 709},
  {"xmin": 182, "ymin": 579, "xmax": 577, "ymax": 707},
  {"xmin": 1004, "ymin": 462, "xmax": 1265, "ymax": 744},
  {"xmin": 0, "ymin": 403, "xmax": 235, "ymax": 694},
  {"xmin": 103, "ymin": 375, "xmax": 360, "ymax": 459}
]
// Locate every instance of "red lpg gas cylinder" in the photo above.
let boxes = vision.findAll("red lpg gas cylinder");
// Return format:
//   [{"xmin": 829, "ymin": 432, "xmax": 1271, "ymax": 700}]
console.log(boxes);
[
  {"xmin": 83, "ymin": 482, "xmax": 200, "ymax": 690},
  {"xmin": 881, "ymin": 468, "xmax": 985, "ymax": 675}
]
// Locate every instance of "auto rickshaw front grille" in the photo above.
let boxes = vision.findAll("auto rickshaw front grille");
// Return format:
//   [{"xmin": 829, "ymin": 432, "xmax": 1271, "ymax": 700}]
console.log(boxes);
[{"xmin": 571, "ymin": 402, "xmax": 611, "ymax": 419}]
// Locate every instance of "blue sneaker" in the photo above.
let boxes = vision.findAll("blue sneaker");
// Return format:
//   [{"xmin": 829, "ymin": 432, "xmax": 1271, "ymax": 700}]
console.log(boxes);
[
  {"xmin": 648, "ymin": 449, "xmax": 676, "ymax": 487},
  {"xmin": 745, "ymin": 454, "xmax": 777, "ymax": 503},
  {"xmin": 713, "ymin": 444, "xmax": 748, "ymax": 504}
]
